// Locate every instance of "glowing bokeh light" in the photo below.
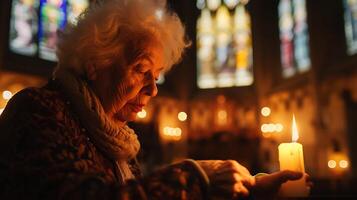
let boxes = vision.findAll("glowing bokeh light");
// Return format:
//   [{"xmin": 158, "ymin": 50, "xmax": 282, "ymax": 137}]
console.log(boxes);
[
  {"xmin": 261, "ymin": 107, "xmax": 271, "ymax": 117},
  {"xmin": 218, "ymin": 110, "xmax": 227, "ymax": 120},
  {"xmin": 261, "ymin": 124, "xmax": 268, "ymax": 133},
  {"xmin": 137, "ymin": 109, "xmax": 147, "ymax": 119},
  {"xmin": 275, "ymin": 123, "xmax": 284, "ymax": 132},
  {"xmin": 328, "ymin": 160, "xmax": 337, "ymax": 169},
  {"xmin": 267, "ymin": 123, "xmax": 275, "ymax": 132},
  {"xmin": 163, "ymin": 126, "xmax": 182, "ymax": 140},
  {"xmin": 2, "ymin": 90, "xmax": 13, "ymax": 100},
  {"xmin": 174, "ymin": 128, "xmax": 182, "ymax": 136},
  {"xmin": 339, "ymin": 160, "xmax": 349, "ymax": 169},
  {"xmin": 178, "ymin": 112, "xmax": 187, "ymax": 121}
]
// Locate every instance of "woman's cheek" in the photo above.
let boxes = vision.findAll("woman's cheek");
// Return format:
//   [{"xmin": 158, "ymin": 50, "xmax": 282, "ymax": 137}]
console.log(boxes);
[
  {"xmin": 126, "ymin": 77, "xmax": 145, "ymax": 97},
  {"xmin": 116, "ymin": 83, "xmax": 129, "ymax": 100}
]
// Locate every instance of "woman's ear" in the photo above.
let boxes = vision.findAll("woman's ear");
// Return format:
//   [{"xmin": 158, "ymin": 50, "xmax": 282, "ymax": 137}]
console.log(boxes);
[{"xmin": 86, "ymin": 64, "xmax": 97, "ymax": 80}]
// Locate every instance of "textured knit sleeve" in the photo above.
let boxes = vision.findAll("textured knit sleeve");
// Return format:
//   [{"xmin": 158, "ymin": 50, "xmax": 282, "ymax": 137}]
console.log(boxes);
[{"xmin": 0, "ymin": 88, "xmax": 209, "ymax": 200}]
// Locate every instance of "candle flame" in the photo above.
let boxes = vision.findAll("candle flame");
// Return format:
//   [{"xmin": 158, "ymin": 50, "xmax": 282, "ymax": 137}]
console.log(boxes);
[{"xmin": 292, "ymin": 114, "xmax": 299, "ymax": 142}]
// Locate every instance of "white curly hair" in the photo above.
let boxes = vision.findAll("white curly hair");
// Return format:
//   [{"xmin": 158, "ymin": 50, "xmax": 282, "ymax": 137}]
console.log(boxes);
[{"xmin": 55, "ymin": 0, "xmax": 189, "ymax": 77}]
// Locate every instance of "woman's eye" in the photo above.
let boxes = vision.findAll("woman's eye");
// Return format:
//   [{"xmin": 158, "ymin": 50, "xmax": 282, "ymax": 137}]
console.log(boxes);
[{"xmin": 135, "ymin": 65, "xmax": 146, "ymax": 74}]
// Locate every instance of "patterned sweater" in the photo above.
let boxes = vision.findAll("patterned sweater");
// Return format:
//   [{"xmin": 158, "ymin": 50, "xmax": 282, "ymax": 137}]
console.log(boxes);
[{"xmin": 0, "ymin": 82, "xmax": 208, "ymax": 200}]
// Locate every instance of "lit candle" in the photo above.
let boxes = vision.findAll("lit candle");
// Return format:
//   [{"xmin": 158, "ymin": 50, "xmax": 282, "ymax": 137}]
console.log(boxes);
[{"xmin": 278, "ymin": 114, "xmax": 309, "ymax": 197}]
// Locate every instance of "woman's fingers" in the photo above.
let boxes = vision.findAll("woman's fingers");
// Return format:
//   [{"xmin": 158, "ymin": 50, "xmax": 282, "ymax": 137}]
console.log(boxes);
[
  {"xmin": 304, "ymin": 173, "xmax": 313, "ymax": 193},
  {"xmin": 305, "ymin": 173, "xmax": 313, "ymax": 187},
  {"xmin": 220, "ymin": 160, "xmax": 250, "ymax": 174},
  {"xmin": 197, "ymin": 160, "xmax": 255, "ymax": 198},
  {"xmin": 210, "ymin": 171, "xmax": 255, "ymax": 192},
  {"xmin": 214, "ymin": 160, "xmax": 255, "ymax": 187},
  {"xmin": 234, "ymin": 182, "xmax": 250, "ymax": 197},
  {"xmin": 275, "ymin": 170, "xmax": 303, "ymax": 184},
  {"xmin": 212, "ymin": 181, "xmax": 250, "ymax": 198},
  {"xmin": 211, "ymin": 172, "xmax": 244, "ymax": 182}
]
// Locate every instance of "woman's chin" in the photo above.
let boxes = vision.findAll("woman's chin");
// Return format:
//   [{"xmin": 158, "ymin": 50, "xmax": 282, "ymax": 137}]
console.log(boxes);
[
  {"xmin": 116, "ymin": 114, "xmax": 137, "ymax": 122},
  {"xmin": 111, "ymin": 110, "xmax": 138, "ymax": 123},
  {"xmin": 126, "ymin": 113, "xmax": 138, "ymax": 122},
  {"xmin": 110, "ymin": 114, "xmax": 126, "ymax": 125}
]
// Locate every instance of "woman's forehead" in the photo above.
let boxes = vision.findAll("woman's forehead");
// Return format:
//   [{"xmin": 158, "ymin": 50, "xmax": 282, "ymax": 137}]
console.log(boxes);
[{"xmin": 136, "ymin": 45, "xmax": 164, "ymax": 66}]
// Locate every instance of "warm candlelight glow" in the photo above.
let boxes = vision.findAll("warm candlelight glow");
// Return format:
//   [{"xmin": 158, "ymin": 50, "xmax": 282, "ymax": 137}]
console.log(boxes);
[
  {"xmin": 2, "ymin": 90, "xmax": 13, "ymax": 100},
  {"xmin": 276, "ymin": 123, "xmax": 284, "ymax": 132},
  {"xmin": 328, "ymin": 152, "xmax": 350, "ymax": 173},
  {"xmin": 339, "ymin": 160, "xmax": 349, "ymax": 168},
  {"xmin": 137, "ymin": 109, "xmax": 147, "ymax": 119},
  {"xmin": 267, "ymin": 123, "xmax": 275, "ymax": 132},
  {"xmin": 328, "ymin": 160, "xmax": 337, "ymax": 169},
  {"xmin": 218, "ymin": 110, "xmax": 227, "ymax": 119},
  {"xmin": 261, "ymin": 124, "xmax": 268, "ymax": 133},
  {"xmin": 292, "ymin": 114, "xmax": 299, "ymax": 142},
  {"xmin": 163, "ymin": 126, "xmax": 182, "ymax": 141},
  {"xmin": 278, "ymin": 114, "xmax": 308, "ymax": 197},
  {"xmin": 261, "ymin": 107, "xmax": 271, "ymax": 117},
  {"xmin": 217, "ymin": 109, "xmax": 227, "ymax": 125},
  {"xmin": 178, "ymin": 112, "xmax": 187, "ymax": 121}
]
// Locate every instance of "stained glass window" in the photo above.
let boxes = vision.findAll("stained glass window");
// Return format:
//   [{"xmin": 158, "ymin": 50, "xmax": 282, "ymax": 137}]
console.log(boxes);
[
  {"xmin": 278, "ymin": 0, "xmax": 310, "ymax": 78},
  {"xmin": 39, "ymin": 0, "xmax": 67, "ymax": 61},
  {"xmin": 9, "ymin": 0, "xmax": 39, "ymax": 56},
  {"xmin": 197, "ymin": 0, "xmax": 254, "ymax": 89},
  {"xmin": 67, "ymin": 0, "xmax": 89, "ymax": 25},
  {"xmin": 344, "ymin": 0, "xmax": 357, "ymax": 55},
  {"xmin": 9, "ymin": 0, "xmax": 89, "ymax": 62}
]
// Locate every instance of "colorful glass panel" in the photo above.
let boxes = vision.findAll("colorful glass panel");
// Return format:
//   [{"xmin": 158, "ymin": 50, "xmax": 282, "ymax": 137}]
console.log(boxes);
[
  {"xmin": 207, "ymin": 0, "xmax": 221, "ymax": 11},
  {"xmin": 39, "ymin": 0, "xmax": 67, "ymax": 61},
  {"xmin": 344, "ymin": 0, "xmax": 357, "ymax": 55},
  {"xmin": 67, "ymin": 0, "xmax": 89, "ymax": 24},
  {"xmin": 293, "ymin": 0, "xmax": 310, "ymax": 73},
  {"xmin": 197, "ymin": 0, "xmax": 253, "ymax": 89},
  {"xmin": 9, "ymin": 0, "xmax": 39, "ymax": 56},
  {"xmin": 9, "ymin": 0, "xmax": 90, "ymax": 62},
  {"xmin": 278, "ymin": 0, "xmax": 310, "ymax": 78}
]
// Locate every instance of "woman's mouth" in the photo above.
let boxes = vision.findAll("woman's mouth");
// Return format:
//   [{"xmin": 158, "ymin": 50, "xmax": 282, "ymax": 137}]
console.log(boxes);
[{"xmin": 129, "ymin": 103, "xmax": 144, "ymax": 112}]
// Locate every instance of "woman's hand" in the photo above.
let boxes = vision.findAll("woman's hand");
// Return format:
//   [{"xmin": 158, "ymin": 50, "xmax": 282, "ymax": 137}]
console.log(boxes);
[
  {"xmin": 252, "ymin": 170, "xmax": 312, "ymax": 199},
  {"xmin": 196, "ymin": 160, "xmax": 255, "ymax": 199}
]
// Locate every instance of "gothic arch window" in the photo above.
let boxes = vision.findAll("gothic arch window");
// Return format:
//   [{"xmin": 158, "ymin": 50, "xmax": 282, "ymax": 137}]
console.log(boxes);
[
  {"xmin": 196, "ymin": 0, "xmax": 254, "ymax": 89},
  {"xmin": 9, "ymin": 0, "xmax": 90, "ymax": 61},
  {"xmin": 278, "ymin": 0, "xmax": 310, "ymax": 78},
  {"xmin": 344, "ymin": 0, "xmax": 357, "ymax": 55}
]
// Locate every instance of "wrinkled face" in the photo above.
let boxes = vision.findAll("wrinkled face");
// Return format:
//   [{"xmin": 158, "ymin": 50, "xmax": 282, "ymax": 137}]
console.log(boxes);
[{"xmin": 92, "ymin": 42, "xmax": 164, "ymax": 124}]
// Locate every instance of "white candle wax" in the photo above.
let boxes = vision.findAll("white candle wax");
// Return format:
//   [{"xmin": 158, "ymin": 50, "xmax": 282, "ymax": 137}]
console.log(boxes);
[
  {"xmin": 278, "ymin": 142, "xmax": 308, "ymax": 197},
  {"xmin": 278, "ymin": 115, "xmax": 309, "ymax": 197}
]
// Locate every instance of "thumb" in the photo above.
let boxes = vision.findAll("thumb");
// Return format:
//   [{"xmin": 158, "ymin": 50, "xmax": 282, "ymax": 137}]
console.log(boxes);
[{"xmin": 275, "ymin": 170, "xmax": 303, "ymax": 184}]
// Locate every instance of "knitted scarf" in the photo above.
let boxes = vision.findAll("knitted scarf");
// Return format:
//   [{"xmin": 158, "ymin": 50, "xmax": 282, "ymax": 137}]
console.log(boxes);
[{"xmin": 53, "ymin": 68, "xmax": 140, "ymax": 184}]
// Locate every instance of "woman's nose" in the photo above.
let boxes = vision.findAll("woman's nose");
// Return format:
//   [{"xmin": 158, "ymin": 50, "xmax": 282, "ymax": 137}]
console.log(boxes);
[{"xmin": 143, "ymin": 77, "xmax": 158, "ymax": 97}]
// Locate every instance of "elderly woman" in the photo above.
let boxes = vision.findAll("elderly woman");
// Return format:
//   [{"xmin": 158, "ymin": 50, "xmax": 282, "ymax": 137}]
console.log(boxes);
[{"xmin": 0, "ymin": 0, "xmax": 307, "ymax": 199}]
